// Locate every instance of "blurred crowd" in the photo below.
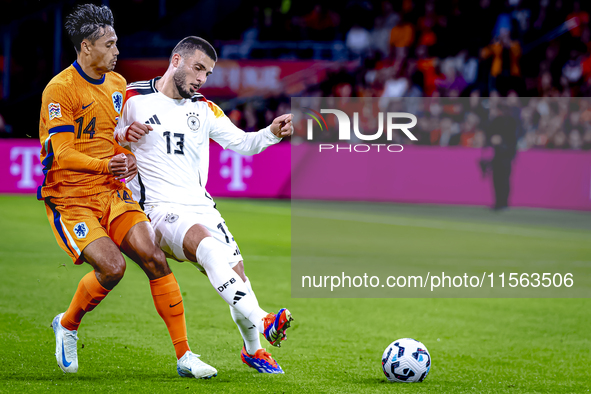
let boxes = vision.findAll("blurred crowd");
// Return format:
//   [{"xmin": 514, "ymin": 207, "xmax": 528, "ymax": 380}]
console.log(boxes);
[
  {"xmin": 236, "ymin": 0, "xmax": 591, "ymax": 98},
  {"xmin": 220, "ymin": 0, "xmax": 591, "ymax": 150},
  {"xmin": 2, "ymin": 0, "xmax": 591, "ymax": 151},
  {"xmin": 290, "ymin": 95, "xmax": 591, "ymax": 151}
]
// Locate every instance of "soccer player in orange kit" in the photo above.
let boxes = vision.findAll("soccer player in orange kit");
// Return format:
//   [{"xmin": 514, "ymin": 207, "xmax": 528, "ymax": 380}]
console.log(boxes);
[{"xmin": 38, "ymin": 4, "xmax": 216, "ymax": 379}]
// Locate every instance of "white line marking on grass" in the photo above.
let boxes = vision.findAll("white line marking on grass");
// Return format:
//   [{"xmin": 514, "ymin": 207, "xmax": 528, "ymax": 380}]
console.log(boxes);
[{"xmin": 292, "ymin": 209, "xmax": 591, "ymax": 240}]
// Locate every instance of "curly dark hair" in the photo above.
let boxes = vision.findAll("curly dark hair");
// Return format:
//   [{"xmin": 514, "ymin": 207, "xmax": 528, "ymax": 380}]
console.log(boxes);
[
  {"xmin": 64, "ymin": 4, "xmax": 114, "ymax": 53},
  {"xmin": 171, "ymin": 36, "xmax": 218, "ymax": 63}
]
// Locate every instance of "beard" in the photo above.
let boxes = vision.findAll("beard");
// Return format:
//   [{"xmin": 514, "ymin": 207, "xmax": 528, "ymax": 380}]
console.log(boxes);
[{"xmin": 173, "ymin": 69, "xmax": 194, "ymax": 99}]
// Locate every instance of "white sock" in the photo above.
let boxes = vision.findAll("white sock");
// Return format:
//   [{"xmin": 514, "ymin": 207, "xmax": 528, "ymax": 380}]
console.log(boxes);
[
  {"xmin": 244, "ymin": 278, "xmax": 259, "ymax": 305},
  {"xmin": 196, "ymin": 237, "xmax": 267, "ymax": 331},
  {"xmin": 230, "ymin": 305, "xmax": 260, "ymax": 354}
]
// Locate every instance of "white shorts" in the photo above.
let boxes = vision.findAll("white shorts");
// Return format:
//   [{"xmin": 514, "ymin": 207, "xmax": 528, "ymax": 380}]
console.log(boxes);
[{"xmin": 145, "ymin": 204, "xmax": 242, "ymax": 271}]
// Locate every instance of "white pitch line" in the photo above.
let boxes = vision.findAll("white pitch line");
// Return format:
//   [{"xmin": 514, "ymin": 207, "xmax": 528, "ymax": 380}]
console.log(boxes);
[{"xmin": 292, "ymin": 209, "xmax": 591, "ymax": 240}]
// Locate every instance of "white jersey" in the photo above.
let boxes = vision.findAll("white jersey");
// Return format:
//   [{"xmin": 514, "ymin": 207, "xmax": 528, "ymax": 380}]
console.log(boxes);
[{"xmin": 114, "ymin": 77, "xmax": 281, "ymax": 209}]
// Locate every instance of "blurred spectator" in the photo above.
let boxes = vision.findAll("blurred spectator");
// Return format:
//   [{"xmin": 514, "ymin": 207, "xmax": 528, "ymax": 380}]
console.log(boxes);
[
  {"xmin": 298, "ymin": 5, "xmax": 340, "ymax": 41},
  {"xmin": 415, "ymin": 45, "xmax": 441, "ymax": 96},
  {"xmin": 562, "ymin": 49, "xmax": 584, "ymax": 95},
  {"xmin": 582, "ymin": 127, "xmax": 591, "ymax": 149},
  {"xmin": 243, "ymin": 102, "xmax": 259, "ymax": 132},
  {"xmin": 533, "ymin": 0, "xmax": 549, "ymax": 30},
  {"xmin": 0, "ymin": 113, "xmax": 12, "ymax": 138},
  {"xmin": 492, "ymin": 1, "xmax": 514, "ymax": 39},
  {"xmin": 416, "ymin": 1, "xmax": 446, "ymax": 50},
  {"xmin": 480, "ymin": 28, "xmax": 522, "ymax": 94},
  {"xmin": 537, "ymin": 71, "xmax": 560, "ymax": 97},
  {"xmin": 346, "ymin": 24, "xmax": 371, "ymax": 60},
  {"xmin": 381, "ymin": 0, "xmax": 400, "ymax": 30},
  {"xmin": 511, "ymin": 0, "xmax": 532, "ymax": 40},
  {"xmin": 258, "ymin": 3, "xmax": 298, "ymax": 42},
  {"xmin": 568, "ymin": 128, "xmax": 583, "ymax": 149},
  {"xmin": 566, "ymin": 1, "xmax": 589, "ymax": 39},
  {"xmin": 452, "ymin": 112, "xmax": 485, "ymax": 148},
  {"xmin": 538, "ymin": 41, "xmax": 563, "ymax": 91},
  {"xmin": 228, "ymin": 109, "xmax": 243, "ymax": 128},
  {"xmin": 371, "ymin": 16, "xmax": 392, "ymax": 59},
  {"xmin": 380, "ymin": 60, "xmax": 409, "ymax": 99},
  {"xmin": 389, "ymin": 18, "xmax": 415, "ymax": 59},
  {"xmin": 455, "ymin": 50, "xmax": 479, "ymax": 87},
  {"xmin": 436, "ymin": 57, "xmax": 467, "ymax": 97},
  {"xmin": 431, "ymin": 117, "xmax": 459, "ymax": 147},
  {"xmin": 547, "ymin": 129, "xmax": 568, "ymax": 149},
  {"xmin": 333, "ymin": 82, "xmax": 353, "ymax": 98}
]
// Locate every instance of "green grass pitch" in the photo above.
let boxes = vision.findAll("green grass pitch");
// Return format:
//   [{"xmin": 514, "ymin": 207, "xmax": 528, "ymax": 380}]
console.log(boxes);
[{"xmin": 0, "ymin": 195, "xmax": 589, "ymax": 393}]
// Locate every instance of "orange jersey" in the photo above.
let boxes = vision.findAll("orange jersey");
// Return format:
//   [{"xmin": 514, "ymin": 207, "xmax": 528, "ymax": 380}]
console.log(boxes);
[{"xmin": 38, "ymin": 61, "xmax": 127, "ymax": 199}]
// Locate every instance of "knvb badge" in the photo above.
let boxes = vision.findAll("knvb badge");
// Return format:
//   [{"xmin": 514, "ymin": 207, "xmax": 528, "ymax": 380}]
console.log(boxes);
[
  {"xmin": 112, "ymin": 92, "xmax": 123, "ymax": 114},
  {"xmin": 73, "ymin": 222, "xmax": 89, "ymax": 239},
  {"xmin": 302, "ymin": 107, "xmax": 418, "ymax": 153}
]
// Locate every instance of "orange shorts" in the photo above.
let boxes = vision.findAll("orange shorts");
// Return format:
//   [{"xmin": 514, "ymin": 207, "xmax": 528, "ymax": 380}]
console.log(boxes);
[{"xmin": 44, "ymin": 188, "xmax": 149, "ymax": 264}]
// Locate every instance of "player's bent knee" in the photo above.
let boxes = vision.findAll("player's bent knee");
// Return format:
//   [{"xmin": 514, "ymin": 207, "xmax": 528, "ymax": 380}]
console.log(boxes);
[
  {"xmin": 82, "ymin": 237, "xmax": 128, "ymax": 288},
  {"xmin": 233, "ymin": 261, "xmax": 246, "ymax": 282},
  {"xmin": 195, "ymin": 236, "xmax": 225, "ymax": 271},
  {"xmin": 152, "ymin": 249, "xmax": 171, "ymax": 274},
  {"xmin": 139, "ymin": 247, "xmax": 171, "ymax": 279},
  {"xmin": 100, "ymin": 257, "xmax": 127, "ymax": 288},
  {"xmin": 183, "ymin": 224, "xmax": 212, "ymax": 262}
]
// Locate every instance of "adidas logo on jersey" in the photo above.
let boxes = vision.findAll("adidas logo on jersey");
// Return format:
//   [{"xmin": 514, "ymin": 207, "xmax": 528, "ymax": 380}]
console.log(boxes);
[{"xmin": 145, "ymin": 114, "xmax": 161, "ymax": 125}]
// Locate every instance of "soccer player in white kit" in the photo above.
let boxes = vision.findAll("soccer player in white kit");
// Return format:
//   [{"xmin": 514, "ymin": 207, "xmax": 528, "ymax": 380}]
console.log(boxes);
[{"xmin": 114, "ymin": 36, "xmax": 293, "ymax": 374}]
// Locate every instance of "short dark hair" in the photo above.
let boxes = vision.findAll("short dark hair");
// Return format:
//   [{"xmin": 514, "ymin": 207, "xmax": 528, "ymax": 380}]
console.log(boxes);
[
  {"xmin": 65, "ymin": 4, "xmax": 115, "ymax": 53},
  {"xmin": 171, "ymin": 36, "xmax": 218, "ymax": 63}
]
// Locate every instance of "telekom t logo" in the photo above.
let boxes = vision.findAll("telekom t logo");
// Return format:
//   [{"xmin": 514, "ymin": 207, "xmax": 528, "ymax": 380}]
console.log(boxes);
[
  {"xmin": 219, "ymin": 150, "xmax": 252, "ymax": 191},
  {"xmin": 10, "ymin": 147, "xmax": 42, "ymax": 188},
  {"xmin": 303, "ymin": 108, "xmax": 418, "ymax": 141}
]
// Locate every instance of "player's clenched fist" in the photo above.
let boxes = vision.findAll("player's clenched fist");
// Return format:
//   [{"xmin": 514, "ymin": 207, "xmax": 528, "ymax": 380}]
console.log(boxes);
[
  {"xmin": 120, "ymin": 154, "xmax": 138, "ymax": 182},
  {"xmin": 270, "ymin": 114, "xmax": 294, "ymax": 138},
  {"xmin": 108, "ymin": 153, "xmax": 138, "ymax": 181},
  {"xmin": 108, "ymin": 153, "xmax": 127, "ymax": 177},
  {"xmin": 124, "ymin": 121, "xmax": 153, "ymax": 142}
]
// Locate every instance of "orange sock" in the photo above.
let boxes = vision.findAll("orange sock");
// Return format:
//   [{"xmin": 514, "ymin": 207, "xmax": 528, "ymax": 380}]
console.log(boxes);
[
  {"xmin": 150, "ymin": 273, "xmax": 191, "ymax": 359},
  {"xmin": 61, "ymin": 271, "xmax": 110, "ymax": 331}
]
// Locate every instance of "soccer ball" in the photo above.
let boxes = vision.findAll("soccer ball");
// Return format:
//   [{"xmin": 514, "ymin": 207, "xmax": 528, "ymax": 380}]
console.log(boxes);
[{"xmin": 381, "ymin": 338, "xmax": 431, "ymax": 383}]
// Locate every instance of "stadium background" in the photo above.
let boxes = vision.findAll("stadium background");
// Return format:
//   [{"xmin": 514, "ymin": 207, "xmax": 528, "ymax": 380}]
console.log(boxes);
[
  {"xmin": 1, "ymin": 1, "xmax": 590, "ymax": 392},
  {"xmin": 1, "ymin": 0, "xmax": 591, "ymax": 210},
  {"xmin": 3, "ymin": 0, "xmax": 591, "ymax": 145}
]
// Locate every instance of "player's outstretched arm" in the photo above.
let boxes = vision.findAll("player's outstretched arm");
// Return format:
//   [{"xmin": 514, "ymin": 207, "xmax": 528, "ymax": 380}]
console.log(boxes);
[
  {"xmin": 269, "ymin": 114, "xmax": 294, "ymax": 138},
  {"xmin": 213, "ymin": 112, "xmax": 294, "ymax": 156}
]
